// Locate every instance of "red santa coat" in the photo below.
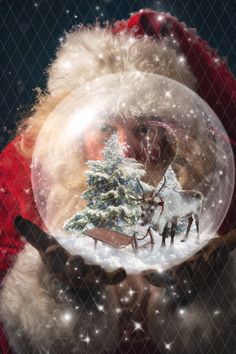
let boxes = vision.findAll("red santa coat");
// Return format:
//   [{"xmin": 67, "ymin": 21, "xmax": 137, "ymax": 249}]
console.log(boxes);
[
  {"xmin": 0, "ymin": 9, "xmax": 236, "ymax": 354},
  {"xmin": 0, "ymin": 138, "xmax": 43, "ymax": 354}
]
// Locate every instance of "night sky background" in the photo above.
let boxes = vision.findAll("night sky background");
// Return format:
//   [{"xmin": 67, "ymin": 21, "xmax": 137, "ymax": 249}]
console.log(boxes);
[{"xmin": 0, "ymin": 0, "xmax": 235, "ymax": 150}]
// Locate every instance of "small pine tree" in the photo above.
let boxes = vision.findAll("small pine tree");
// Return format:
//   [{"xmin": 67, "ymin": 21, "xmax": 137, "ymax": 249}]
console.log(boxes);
[
  {"xmin": 157, "ymin": 165, "xmax": 182, "ymax": 192},
  {"xmin": 156, "ymin": 165, "xmax": 189, "ymax": 234},
  {"xmin": 64, "ymin": 134, "xmax": 147, "ymax": 233}
]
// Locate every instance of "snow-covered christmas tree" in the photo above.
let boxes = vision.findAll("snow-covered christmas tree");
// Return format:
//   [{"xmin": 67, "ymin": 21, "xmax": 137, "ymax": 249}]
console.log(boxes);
[
  {"xmin": 64, "ymin": 134, "xmax": 147, "ymax": 233},
  {"xmin": 156, "ymin": 165, "xmax": 182, "ymax": 192},
  {"xmin": 156, "ymin": 165, "xmax": 189, "ymax": 234}
]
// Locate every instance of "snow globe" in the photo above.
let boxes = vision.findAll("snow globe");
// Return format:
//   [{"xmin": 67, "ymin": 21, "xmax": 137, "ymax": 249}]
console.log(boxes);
[{"xmin": 32, "ymin": 72, "xmax": 235, "ymax": 273}]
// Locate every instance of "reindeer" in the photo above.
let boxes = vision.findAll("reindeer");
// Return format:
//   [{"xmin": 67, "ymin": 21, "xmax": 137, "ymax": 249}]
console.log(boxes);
[{"xmin": 136, "ymin": 178, "xmax": 203, "ymax": 247}]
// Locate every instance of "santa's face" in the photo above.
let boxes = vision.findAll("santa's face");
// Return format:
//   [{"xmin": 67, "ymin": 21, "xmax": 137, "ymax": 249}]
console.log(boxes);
[{"xmin": 83, "ymin": 116, "xmax": 175, "ymax": 171}]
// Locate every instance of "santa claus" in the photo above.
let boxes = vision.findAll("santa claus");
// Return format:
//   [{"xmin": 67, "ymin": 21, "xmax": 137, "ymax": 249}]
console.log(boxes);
[{"xmin": 0, "ymin": 9, "xmax": 236, "ymax": 354}]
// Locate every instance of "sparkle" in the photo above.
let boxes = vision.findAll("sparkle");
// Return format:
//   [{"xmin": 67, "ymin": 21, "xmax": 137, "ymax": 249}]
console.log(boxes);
[
  {"xmin": 127, "ymin": 287, "xmax": 136, "ymax": 297},
  {"xmin": 165, "ymin": 91, "xmax": 172, "ymax": 98},
  {"xmin": 214, "ymin": 309, "xmax": 220, "ymax": 316},
  {"xmin": 61, "ymin": 311, "xmax": 73, "ymax": 323},
  {"xmin": 82, "ymin": 334, "xmax": 91, "ymax": 345},
  {"xmin": 115, "ymin": 307, "xmax": 122, "ymax": 314},
  {"xmin": 157, "ymin": 15, "xmax": 164, "ymax": 21},
  {"xmin": 178, "ymin": 56, "xmax": 185, "ymax": 63},
  {"xmin": 132, "ymin": 321, "xmax": 144, "ymax": 332},
  {"xmin": 96, "ymin": 304, "xmax": 105, "ymax": 313},
  {"xmin": 179, "ymin": 309, "xmax": 185, "ymax": 315},
  {"xmin": 164, "ymin": 342, "xmax": 173, "ymax": 351}
]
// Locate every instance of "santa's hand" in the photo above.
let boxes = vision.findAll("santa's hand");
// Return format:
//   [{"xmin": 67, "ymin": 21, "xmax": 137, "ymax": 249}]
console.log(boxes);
[
  {"xmin": 14, "ymin": 216, "xmax": 127, "ymax": 289},
  {"xmin": 144, "ymin": 230, "xmax": 236, "ymax": 293}
]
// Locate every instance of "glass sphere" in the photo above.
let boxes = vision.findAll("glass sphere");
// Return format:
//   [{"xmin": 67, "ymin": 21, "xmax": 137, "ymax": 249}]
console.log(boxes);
[{"xmin": 32, "ymin": 72, "xmax": 234, "ymax": 272}]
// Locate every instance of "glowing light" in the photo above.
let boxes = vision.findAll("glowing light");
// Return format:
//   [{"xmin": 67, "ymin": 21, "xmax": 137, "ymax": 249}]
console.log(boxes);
[
  {"xmin": 61, "ymin": 311, "xmax": 73, "ymax": 323},
  {"xmin": 157, "ymin": 15, "xmax": 164, "ymax": 21},
  {"xmin": 96, "ymin": 304, "xmax": 105, "ymax": 312},
  {"xmin": 165, "ymin": 91, "xmax": 172, "ymax": 98},
  {"xmin": 214, "ymin": 309, "xmax": 220, "ymax": 316},
  {"xmin": 61, "ymin": 60, "xmax": 72, "ymax": 69},
  {"xmin": 179, "ymin": 309, "xmax": 185, "ymax": 315},
  {"xmin": 164, "ymin": 342, "xmax": 173, "ymax": 351},
  {"xmin": 66, "ymin": 105, "xmax": 101, "ymax": 138},
  {"xmin": 115, "ymin": 308, "xmax": 122, "ymax": 314},
  {"xmin": 127, "ymin": 288, "xmax": 136, "ymax": 297},
  {"xmin": 178, "ymin": 56, "xmax": 186, "ymax": 64},
  {"xmin": 82, "ymin": 334, "xmax": 91, "ymax": 345},
  {"xmin": 132, "ymin": 321, "xmax": 144, "ymax": 332}
]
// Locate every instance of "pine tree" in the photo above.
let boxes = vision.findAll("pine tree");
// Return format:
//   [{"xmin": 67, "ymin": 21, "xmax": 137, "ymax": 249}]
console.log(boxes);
[
  {"xmin": 156, "ymin": 165, "xmax": 182, "ymax": 192},
  {"xmin": 64, "ymin": 134, "xmax": 147, "ymax": 233},
  {"xmin": 156, "ymin": 165, "xmax": 189, "ymax": 234}
]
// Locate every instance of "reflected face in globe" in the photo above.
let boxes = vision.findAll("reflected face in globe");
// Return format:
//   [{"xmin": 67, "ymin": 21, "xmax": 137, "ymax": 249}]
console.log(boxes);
[
  {"xmin": 83, "ymin": 116, "xmax": 177, "ymax": 186},
  {"xmin": 83, "ymin": 117, "xmax": 166, "ymax": 163}
]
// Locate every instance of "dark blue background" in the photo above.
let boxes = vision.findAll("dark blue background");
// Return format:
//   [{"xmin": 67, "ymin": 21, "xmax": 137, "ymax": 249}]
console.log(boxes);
[{"xmin": 0, "ymin": 0, "xmax": 235, "ymax": 149}]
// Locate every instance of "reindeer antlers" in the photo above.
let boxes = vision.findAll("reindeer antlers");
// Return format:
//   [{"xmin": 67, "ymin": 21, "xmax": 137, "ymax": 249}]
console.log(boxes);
[
  {"xmin": 153, "ymin": 175, "xmax": 166, "ymax": 198},
  {"xmin": 14, "ymin": 216, "xmax": 127, "ymax": 288}
]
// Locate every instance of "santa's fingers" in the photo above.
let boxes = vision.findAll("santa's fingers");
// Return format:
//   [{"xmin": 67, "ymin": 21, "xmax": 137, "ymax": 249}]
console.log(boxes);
[
  {"xmin": 14, "ymin": 215, "xmax": 59, "ymax": 253},
  {"xmin": 143, "ymin": 234, "xmax": 235, "ymax": 289},
  {"xmin": 42, "ymin": 245, "xmax": 127, "ymax": 287}
]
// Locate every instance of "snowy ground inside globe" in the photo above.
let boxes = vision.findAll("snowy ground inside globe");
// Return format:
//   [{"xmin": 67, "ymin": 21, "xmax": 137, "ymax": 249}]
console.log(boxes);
[{"xmin": 56, "ymin": 226, "xmax": 216, "ymax": 273}]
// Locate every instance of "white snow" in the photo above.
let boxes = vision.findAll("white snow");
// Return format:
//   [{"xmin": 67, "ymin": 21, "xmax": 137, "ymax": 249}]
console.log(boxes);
[{"xmin": 55, "ymin": 227, "xmax": 216, "ymax": 274}]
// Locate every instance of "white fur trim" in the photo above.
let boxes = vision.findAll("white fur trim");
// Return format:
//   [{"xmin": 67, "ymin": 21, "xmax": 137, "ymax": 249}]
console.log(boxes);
[{"xmin": 47, "ymin": 26, "xmax": 196, "ymax": 97}]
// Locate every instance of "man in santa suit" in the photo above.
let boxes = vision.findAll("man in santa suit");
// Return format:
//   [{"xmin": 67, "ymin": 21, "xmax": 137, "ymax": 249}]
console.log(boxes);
[{"xmin": 0, "ymin": 9, "xmax": 236, "ymax": 354}]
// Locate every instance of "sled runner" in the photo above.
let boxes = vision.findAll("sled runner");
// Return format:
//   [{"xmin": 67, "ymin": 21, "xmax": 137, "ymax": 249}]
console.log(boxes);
[{"xmin": 84, "ymin": 227, "xmax": 154, "ymax": 252}]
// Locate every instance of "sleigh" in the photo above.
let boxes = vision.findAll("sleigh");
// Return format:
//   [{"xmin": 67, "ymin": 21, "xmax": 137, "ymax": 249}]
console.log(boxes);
[{"xmin": 84, "ymin": 227, "xmax": 154, "ymax": 252}]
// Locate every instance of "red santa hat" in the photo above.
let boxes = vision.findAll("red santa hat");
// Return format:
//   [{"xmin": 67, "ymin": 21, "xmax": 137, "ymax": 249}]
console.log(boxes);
[{"xmin": 113, "ymin": 10, "xmax": 236, "ymax": 143}]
